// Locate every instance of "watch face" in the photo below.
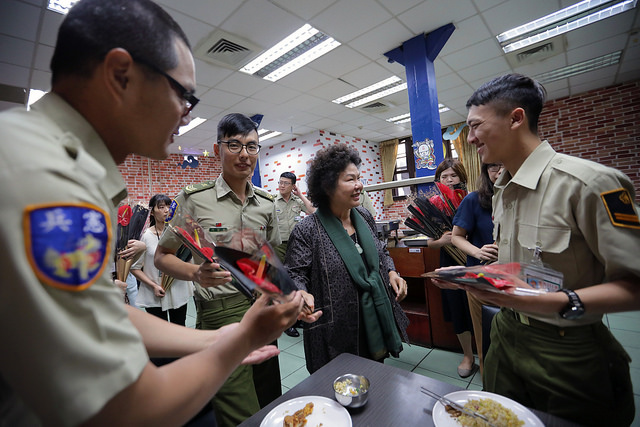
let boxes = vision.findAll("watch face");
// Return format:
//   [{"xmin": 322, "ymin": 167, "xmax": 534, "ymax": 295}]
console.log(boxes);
[{"xmin": 561, "ymin": 306, "xmax": 585, "ymax": 320}]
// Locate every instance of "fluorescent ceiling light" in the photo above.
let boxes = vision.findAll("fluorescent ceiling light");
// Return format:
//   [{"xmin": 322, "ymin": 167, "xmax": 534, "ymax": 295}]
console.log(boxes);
[
  {"xmin": 240, "ymin": 24, "xmax": 341, "ymax": 82},
  {"xmin": 258, "ymin": 129, "xmax": 283, "ymax": 141},
  {"xmin": 332, "ymin": 76, "xmax": 402, "ymax": 104},
  {"xmin": 534, "ymin": 50, "xmax": 622, "ymax": 83},
  {"xmin": 178, "ymin": 117, "xmax": 206, "ymax": 136},
  {"xmin": 345, "ymin": 83, "xmax": 408, "ymax": 109},
  {"xmin": 385, "ymin": 105, "xmax": 450, "ymax": 124},
  {"xmin": 47, "ymin": 0, "xmax": 78, "ymax": 15},
  {"xmin": 497, "ymin": 0, "xmax": 637, "ymax": 53}
]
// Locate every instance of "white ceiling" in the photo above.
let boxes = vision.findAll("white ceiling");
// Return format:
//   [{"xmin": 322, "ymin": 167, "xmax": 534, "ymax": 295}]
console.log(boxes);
[{"xmin": 1, "ymin": 0, "xmax": 639, "ymax": 155}]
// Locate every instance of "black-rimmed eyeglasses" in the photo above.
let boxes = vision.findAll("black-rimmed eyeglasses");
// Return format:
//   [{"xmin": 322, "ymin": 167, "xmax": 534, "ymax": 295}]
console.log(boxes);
[
  {"xmin": 135, "ymin": 59, "xmax": 199, "ymax": 115},
  {"xmin": 218, "ymin": 140, "xmax": 261, "ymax": 155}
]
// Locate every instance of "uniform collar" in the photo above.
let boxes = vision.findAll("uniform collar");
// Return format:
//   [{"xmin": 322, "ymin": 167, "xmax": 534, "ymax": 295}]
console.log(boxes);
[
  {"xmin": 34, "ymin": 93, "xmax": 128, "ymax": 207},
  {"xmin": 495, "ymin": 140, "xmax": 556, "ymax": 191},
  {"xmin": 215, "ymin": 174, "xmax": 258, "ymax": 203},
  {"xmin": 275, "ymin": 192, "xmax": 295, "ymax": 202}
]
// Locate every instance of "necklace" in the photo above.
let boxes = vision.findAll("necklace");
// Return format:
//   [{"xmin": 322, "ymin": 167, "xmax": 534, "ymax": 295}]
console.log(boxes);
[{"xmin": 353, "ymin": 232, "xmax": 363, "ymax": 254}]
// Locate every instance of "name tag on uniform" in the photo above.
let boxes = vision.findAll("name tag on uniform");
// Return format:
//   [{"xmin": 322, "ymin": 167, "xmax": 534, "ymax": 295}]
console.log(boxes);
[{"xmin": 24, "ymin": 203, "xmax": 111, "ymax": 291}]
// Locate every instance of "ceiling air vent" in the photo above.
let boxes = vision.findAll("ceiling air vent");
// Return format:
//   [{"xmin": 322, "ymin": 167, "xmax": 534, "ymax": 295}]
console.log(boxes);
[
  {"xmin": 194, "ymin": 30, "xmax": 262, "ymax": 69},
  {"xmin": 505, "ymin": 35, "xmax": 565, "ymax": 68},
  {"xmin": 360, "ymin": 101, "xmax": 390, "ymax": 114}
]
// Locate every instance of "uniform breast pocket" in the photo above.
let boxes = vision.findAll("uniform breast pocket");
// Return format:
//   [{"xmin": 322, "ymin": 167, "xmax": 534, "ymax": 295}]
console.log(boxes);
[{"xmin": 517, "ymin": 223, "xmax": 576, "ymax": 278}]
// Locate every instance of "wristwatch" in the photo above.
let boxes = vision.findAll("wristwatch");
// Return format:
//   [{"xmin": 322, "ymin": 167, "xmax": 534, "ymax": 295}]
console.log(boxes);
[{"xmin": 558, "ymin": 289, "xmax": 585, "ymax": 320}]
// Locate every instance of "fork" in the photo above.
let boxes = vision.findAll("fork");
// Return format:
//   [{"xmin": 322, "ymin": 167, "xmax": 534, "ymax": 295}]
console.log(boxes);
[{"xmin": 420, "ymin": 386, "xmax": 498, "ymax": 427}]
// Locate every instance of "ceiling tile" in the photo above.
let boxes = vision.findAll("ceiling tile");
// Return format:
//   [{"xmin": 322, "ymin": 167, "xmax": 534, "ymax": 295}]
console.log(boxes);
[
  {"xmin": 349, "ymin": 18, "xmax": 415, "ymax": 61},
  {"xmin": 217, "ymin": 72, "xmax": 271, "ymax": 97},
  {"xmin": 220, "ymin": 0, "xmax": 303, "ymax": 49},
  {"xmin": 0, "ymin": 0, "xmax": 40, "ymax": 41},
  {"xmin": 199, "ymin": 88, "xmax": 245, "ymax": 109},
  {"xmin": 398, "ymin": 0, "xmax": 476, "ymax": 36},
  {"xmin": 376, "ymin": 0, "xmax": 424, "ymax": 16},
  {"xmin": 439, "ymin": 15, "xmax": 494, "ymax": 56},
  {"xmin": 440, "ymin": 38, "xmax": 501, "ymax": 70},
  {"xmin": 307, "ymin": 45, "xmax": 371, "ymax": 79},
  {"xmin": 270, "ymin": 0, "xmax": 337, "ymax": 20},
  {"xmin": 313, "ymin": 0, "xmax": 393, "ymax": 43},
  {"xmin": 33, "ymin": 43, "xmax": 54, "ymax": 71},
  {"xmin": 457, "ymin": 56, "xmax": 511, "ymax": 82},
  {"xmin": 0, "ymin": 62, "xmax": 29, "ymax": 88},
  {"xmin": 0, "ymin": 35, "xmax": 35, "ymax": 68},
  {"xmin": 157, "ymin": 0, "xmax": 239, "ymax": 27}
]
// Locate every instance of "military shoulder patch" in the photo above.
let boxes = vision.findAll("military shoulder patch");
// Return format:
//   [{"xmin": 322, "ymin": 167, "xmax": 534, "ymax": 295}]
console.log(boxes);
[
  {"xmin": 601, "ymin": 188, "xmax": 640, "ymax": 229},
  {"xmin": 24, "ymin": 203, "xmax": 111, "ymax": 291},
  {"xmin": 253, "ymin": 187, "xmax": 275, "ymax": 201},
  {"xmin": 184, "ymin": 180, "xmax": 216, "ymax": 195}
]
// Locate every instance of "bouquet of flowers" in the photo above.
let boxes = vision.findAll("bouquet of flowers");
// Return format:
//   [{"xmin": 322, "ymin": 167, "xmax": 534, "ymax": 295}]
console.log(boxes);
[
  {"xmin": 164, "ymin": 201, "xmax": 312, "ymax": 313},
  {"xmin": 115, "ymin": 203, "xmax": 149, "ymax": 282},
  {"xmin": 423, "ymin": 262, "xmax": 563, "ymax": 295},
  {"xmin": 160, "ymin": 245, "xmax": 192, "ymax": 292},
  {"xmin": 404, "ymin": 182, "xmax": 467, "ymax": 265}
]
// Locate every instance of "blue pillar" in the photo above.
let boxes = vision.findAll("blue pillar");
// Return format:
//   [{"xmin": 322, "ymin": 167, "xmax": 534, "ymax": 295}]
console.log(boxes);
[{"xmin": 384, "ymin": 24, "xmax": 454, "ymax": 194}]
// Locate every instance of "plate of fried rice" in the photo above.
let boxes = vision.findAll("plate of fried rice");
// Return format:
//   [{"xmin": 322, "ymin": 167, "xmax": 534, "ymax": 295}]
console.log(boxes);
[{"xmin": 432, "ymin": 390, "xmax": 544, "ymax": 427}]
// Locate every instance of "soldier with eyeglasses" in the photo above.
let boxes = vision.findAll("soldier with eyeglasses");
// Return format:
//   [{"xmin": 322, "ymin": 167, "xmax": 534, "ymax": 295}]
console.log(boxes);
[{"xmin": 156, "ymin": 113, "xmax": 321, "ymax": 426}]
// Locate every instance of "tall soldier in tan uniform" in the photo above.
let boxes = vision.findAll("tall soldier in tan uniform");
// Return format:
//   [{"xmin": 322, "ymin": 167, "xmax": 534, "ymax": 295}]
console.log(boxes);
[
  {"xmin": 436, "ymin": 73, "xmax": 640, "ymax": 426},
  {"xmin": 274, "ymin": 171, "xmax": 315, "ymax": 262},
  {"xmin": 0, "ymin": 1, "xmax": 308, "ymax": 425},
  {"xmin": 155, "ymin": 113, "xmax": 320, "ymax": 427},
  {"xmin": 274, "ymin": 172, "xmax": 315, "ymax": 337}
]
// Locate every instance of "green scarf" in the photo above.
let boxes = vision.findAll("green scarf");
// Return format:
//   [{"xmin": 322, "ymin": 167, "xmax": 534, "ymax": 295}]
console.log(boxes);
[{"xmin": 316, "ymin": 207, "xmax": 403, "ymax": 360}]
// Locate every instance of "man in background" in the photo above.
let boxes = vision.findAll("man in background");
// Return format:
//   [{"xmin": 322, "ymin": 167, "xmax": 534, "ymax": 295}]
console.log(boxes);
[
  {"xmin": 0, "ymin": 1, "xmax": 306, "ymax": 425},
  {"xmin": 274, "ymin": 171, "xmax": 315, "ymax": 337},
  {"xmin": 274, "ymin": 171, "xmax": 315, "ymax": 261}
]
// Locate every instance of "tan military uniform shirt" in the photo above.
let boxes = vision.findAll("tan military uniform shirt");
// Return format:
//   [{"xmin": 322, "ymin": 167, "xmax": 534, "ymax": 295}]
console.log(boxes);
[
  {"xmin": 493, "ymin": 141, "xmax": 640, "ymax": 326},
  {"xmin": 275, "ymin": 193, "xmax": 310, "ymax": 241},
  {"xmin": 0, "ymin": 94, "xmax": 148, "ymax": 426},
  {"xmin": 160, "ymin": 175, "xmax": 280, "ymax": 301}
]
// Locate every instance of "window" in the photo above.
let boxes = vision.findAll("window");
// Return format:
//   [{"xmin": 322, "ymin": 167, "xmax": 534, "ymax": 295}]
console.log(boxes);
[
  {"xmin": 391, "ymin": 130, "xmax": 456, "ymax": 199},
  {"xmin": 392, "ymin": 137, "xmax": 415, "ymax": 199}
]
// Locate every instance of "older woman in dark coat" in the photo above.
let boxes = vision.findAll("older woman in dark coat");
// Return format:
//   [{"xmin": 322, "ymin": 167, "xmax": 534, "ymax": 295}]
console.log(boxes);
[{"xmin": 285, "ymin": 144, "xmax": 409, "ymax": 374}]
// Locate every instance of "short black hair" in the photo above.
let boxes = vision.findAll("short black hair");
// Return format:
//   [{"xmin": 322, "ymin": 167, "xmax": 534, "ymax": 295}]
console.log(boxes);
[
  {"xmin": 466, "ymin": 73, "xmax": 547, "ymax": 134},
  {"xmin": 217, "ymin": 113, "xmax": 259, "ymax": 141},
  {"xmin": 280, "ymin": 172, "xmax": 297, "ymax": 185},
  {"xmin": 149, "ymin": 193, "xmax": 172, "ymax": 226},
  {"xmin": 50, "ymin": 0, "xmax": 190, "ymax": 83},
  {"xmin": 306, "ymin": 144, "xmax": 361, "ymax": 208}
]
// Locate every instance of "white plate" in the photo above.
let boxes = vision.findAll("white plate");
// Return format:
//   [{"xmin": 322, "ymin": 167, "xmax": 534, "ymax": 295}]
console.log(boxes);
[
  {"xmin": 260, "ymin": 395, "xmax": 352, "ymax": 427},
  {"xmin": 432, "ymin": 390, "xmax": 544, "ymax": 427}
]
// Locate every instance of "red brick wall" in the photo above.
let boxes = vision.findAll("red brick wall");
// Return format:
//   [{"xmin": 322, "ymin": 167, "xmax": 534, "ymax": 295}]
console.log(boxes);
[
  {"xmin": 118, "ymin": 154, "xmax": 221, "ymax": 205},
  {"xmin": 538, "ymin": 80, "xmax": 640, "ymax": 201}
]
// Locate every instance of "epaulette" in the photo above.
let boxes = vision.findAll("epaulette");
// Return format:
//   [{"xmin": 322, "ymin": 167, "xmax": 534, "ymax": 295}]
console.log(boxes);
[
  {"xmin": 253, "ymin": 187, "xmax": 276, "ymax": 202},
  {"xmin": 184, "ymin": 180, "xmax": 216, "ymax": 195}
]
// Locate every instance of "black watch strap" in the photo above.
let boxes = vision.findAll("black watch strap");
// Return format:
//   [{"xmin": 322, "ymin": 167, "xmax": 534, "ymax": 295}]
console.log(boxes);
[{"xmin": 559, "ymin": 289, "xmax": 585, "ymax": 319}]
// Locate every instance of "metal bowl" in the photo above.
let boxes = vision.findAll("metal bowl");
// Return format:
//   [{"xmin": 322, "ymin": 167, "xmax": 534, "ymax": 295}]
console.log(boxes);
[{"xmin": 333, "ymin": 373, "xmax": 370, "ymax": 408}]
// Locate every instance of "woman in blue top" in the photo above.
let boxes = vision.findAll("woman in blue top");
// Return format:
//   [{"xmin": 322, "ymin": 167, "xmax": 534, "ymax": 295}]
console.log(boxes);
[{"xmin": 452, "ymin": 163, "xmax": 503, "ymax": 375}]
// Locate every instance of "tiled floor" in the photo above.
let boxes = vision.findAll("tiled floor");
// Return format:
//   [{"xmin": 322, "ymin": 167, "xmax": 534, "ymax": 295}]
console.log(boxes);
[{"xmin": 185, "ymin": 300, "xmax": 640, "ymax": 426}]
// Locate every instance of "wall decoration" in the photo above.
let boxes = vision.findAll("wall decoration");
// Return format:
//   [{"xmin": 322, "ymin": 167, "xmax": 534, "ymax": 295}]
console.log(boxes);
[{"xmin": 179, "ymin": 155, "xmax": 199, "ymax": 169}]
